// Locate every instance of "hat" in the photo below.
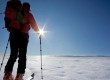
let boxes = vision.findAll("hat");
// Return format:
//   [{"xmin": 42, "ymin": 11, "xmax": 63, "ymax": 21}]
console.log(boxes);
[{"xmin": 23, "ymin": 2, "xmax": 30, "ymax": 11}]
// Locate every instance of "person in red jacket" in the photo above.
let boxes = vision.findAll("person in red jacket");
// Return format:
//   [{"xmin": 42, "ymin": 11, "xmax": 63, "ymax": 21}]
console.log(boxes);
[{"xmin": 3, "ymin": 1, "xmax": 39, "ymax": 80}]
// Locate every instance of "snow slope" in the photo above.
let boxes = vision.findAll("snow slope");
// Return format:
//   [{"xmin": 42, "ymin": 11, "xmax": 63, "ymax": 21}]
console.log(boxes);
[{"xmin": 0, "ymin": 56, "xmax": 110, "ymax": 80}]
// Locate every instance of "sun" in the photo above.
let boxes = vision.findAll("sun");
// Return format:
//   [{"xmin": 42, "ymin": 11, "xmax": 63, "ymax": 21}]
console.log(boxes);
[
  {"xmin": 38, "ymin": 28, "xmax": 45, "ymax": 37},
  {"xmin": 38, "ymin": 23, "xmax": 47, "ymax": 38},
  {"xmin": 33, "ymin": 22, "xmax": 47, "ymax": 39}
]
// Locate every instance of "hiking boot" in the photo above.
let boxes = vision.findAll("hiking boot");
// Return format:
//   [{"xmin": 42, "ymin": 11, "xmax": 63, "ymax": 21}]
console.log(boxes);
[
  {"xmin": 15, "ymin": 73, "xmax": 24, "ymax": 80},
  {"xmin": 3, "ymin": 71, "xmax": 14, "ymax": 80}
]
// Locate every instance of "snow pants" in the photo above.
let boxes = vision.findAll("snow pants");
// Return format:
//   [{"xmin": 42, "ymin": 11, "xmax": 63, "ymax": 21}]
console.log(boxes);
[{"xmin": 5, "ymin": 31, "xmax": 29, "ymax": 74}]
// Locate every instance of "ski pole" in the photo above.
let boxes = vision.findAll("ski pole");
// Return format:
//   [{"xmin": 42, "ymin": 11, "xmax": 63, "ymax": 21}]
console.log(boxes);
[
  {"xmin": 39, "ymin": 35, "xmax": 43, "ymax": 80},
  {"xmin": 0, "ymin": 35, "xmax": 10, "ymax": 71}
]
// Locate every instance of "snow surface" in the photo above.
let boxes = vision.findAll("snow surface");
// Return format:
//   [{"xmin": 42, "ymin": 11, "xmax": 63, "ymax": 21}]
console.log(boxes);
[{"xmin": 0, "ymin": 56, "xmax": 110, "ymax": 80}]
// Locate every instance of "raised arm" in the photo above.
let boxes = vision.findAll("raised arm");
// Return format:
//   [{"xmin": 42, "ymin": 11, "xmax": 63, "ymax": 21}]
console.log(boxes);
[{"xmin": 29, "ymin": 13, "xmax": 39, "ymax": 32}]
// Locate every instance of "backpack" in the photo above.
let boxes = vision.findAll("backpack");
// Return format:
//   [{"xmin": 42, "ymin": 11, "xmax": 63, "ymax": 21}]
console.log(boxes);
[{"xmin": 4, "ymin": 0, "xmax": 23, "ymax": 31}]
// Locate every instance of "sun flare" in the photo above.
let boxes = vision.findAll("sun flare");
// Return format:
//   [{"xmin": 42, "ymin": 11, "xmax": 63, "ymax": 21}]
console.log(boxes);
[
  {"xmin": 38, "ymin": 28, "xmax": 45, "ymax": 37},
  {"xmin": 33, "ymin": 22, "xmax": 47, "ymax": 39},
  {"xmin": 38, "ymin": 23, "xmax": 47, "ymax": 38}
]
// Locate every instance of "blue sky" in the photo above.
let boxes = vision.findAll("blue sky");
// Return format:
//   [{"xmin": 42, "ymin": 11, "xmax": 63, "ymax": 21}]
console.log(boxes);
[{"xmin": 0, "ymin": 0, "xmax": 110, "ymax": 56}]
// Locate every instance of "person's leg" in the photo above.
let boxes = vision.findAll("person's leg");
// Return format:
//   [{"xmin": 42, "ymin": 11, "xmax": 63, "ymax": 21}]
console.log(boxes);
[
  {"xmin": 15, "ymin": 33, "xmax": 29, "ymax": 80},
  {"xmin": 4, "ymin": 32, "xmax": 18, "ymax": 80},
  {"xmin": 5, "ymin": 32, "xmax": 18, "ymax": 72},
  {"xmin": 17, "ymin": 33, "xmax": 29, "ymax": 74}
]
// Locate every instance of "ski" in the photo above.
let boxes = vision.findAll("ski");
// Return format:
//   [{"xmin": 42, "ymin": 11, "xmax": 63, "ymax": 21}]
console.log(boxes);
[{"xmin": 25, "ymin": 73, "xmax": 35, "ymax": 80}]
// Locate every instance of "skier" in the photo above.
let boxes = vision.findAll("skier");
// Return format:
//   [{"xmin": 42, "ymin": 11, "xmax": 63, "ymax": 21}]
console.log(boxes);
[
  {"xmin": 3, "ymin": 0, "xmax": 23, "ymax": 80},
  {"xmin": 3, "ymin": 1, "xmax": 39, "ymax": 80}
]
